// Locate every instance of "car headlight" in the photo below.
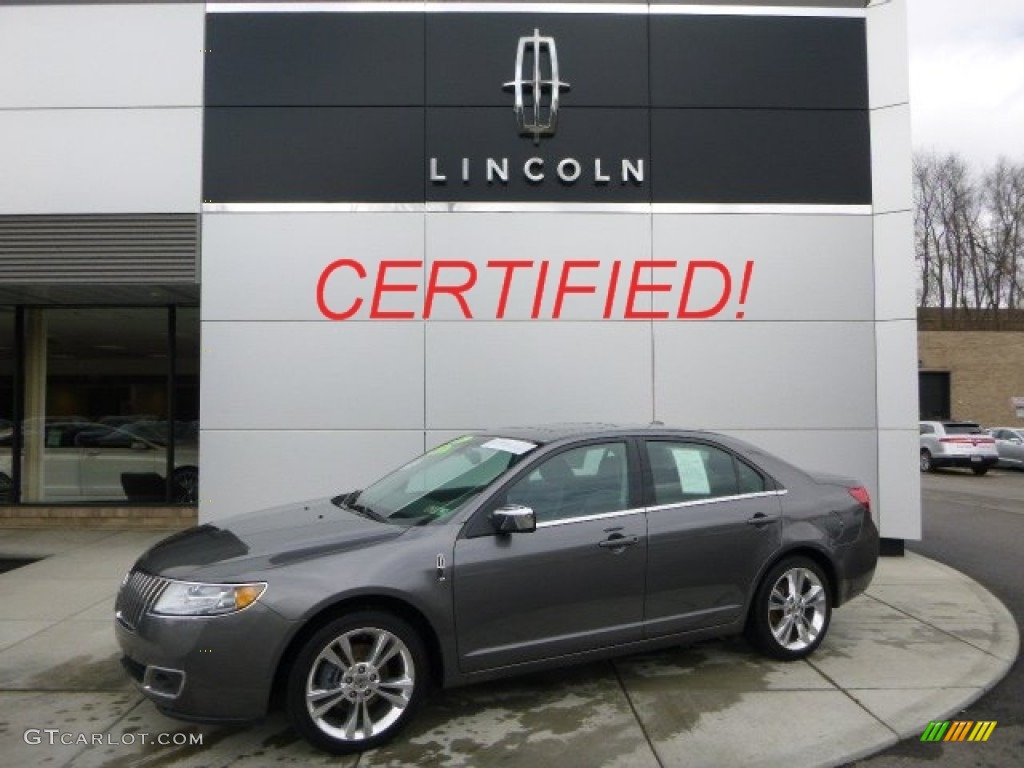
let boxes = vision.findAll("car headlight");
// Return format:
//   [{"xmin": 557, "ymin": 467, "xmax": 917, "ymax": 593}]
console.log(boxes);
[{"xmin": 151, "ymin": 581, "xmax": 266, "ymax": 617}]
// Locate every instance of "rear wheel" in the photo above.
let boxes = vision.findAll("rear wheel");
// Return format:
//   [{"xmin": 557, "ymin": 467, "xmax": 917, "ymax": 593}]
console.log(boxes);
[
  {"xmin": 747, "ymin": 557, "xmax": 832, "ymax": 660},
  {"xmin": 971, "ymin": 466, "xmax": 989, "ymax": 476},
  {"xmin": 920, "ymin": 449, "xmax": 934, "ymax": 473},
  {"xmin": 286, "ymin": 611, "xmax": 428, "ymax": 754}
]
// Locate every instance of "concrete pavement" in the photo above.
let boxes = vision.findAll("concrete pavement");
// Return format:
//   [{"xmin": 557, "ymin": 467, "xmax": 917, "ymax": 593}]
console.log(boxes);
[{"xmin": 0, "ymin": 528, "xmax": 1017, "ymax": 768}]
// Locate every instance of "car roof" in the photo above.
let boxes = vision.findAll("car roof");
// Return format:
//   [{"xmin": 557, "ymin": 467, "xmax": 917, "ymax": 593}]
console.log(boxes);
[{"xmin": 479, "ymin": 423, "xmax": 717, "ymax": 445}]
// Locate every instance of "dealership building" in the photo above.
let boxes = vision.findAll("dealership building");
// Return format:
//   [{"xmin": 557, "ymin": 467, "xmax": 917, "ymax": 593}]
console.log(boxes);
[{"xmin": 0, "ymin": 0, "xmax": 920, "ymax": 546}]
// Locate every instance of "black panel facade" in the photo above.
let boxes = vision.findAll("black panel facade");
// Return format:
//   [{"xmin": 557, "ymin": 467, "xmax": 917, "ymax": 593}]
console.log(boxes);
[
  {"xmin": 652, "ymin": 109, "xmax": 872, "ymax": 204},
  {"xmin": 425, "ymin": 13, "xmax": 649, "ymax": 106},
  {"xmin": 204, "ymin": 13, "xmax": 425, "ymax": 106},
  {"xmin": 203, "ymin": 108, "xmax": 424, "ymax": 203},
  {"xmin": 202, "ymin": 10, "xmax": 872, "ymax": 205},
  {"xmin": 650, "ymin": 16, "xmax": 868, "ymax": 108}
]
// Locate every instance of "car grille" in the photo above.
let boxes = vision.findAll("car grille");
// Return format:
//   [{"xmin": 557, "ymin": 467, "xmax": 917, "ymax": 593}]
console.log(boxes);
[{"xmin": 115, "ymin": 570, "xmax": 169, "ymax": 631}]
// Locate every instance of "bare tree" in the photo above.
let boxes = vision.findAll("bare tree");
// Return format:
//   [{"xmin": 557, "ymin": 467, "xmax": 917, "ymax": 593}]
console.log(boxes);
[{"xmin": 913, "ymin": 152, "xmax": 1024, "ymax": 316}]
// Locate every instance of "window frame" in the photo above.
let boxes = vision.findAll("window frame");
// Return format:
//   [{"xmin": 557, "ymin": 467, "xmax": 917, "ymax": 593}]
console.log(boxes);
[
  {"xmin": 638, "ymin": 437, "xmax": 777, "ymax": 510},
  {"xmin": 463, "ymin": 437, "xmax": 644, "ymax": 538}
]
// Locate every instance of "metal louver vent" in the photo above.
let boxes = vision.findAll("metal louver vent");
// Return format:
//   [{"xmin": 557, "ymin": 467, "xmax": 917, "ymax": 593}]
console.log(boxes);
[{"xmin": 0, "ymin": 214, "xmax": 198, "ymax": 284}]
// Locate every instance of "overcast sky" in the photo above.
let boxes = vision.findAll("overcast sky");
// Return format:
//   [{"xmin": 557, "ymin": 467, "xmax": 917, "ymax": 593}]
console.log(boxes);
[{"xmin": 907, "ymin": 0, "xmax": 1024, "ymax": 168}]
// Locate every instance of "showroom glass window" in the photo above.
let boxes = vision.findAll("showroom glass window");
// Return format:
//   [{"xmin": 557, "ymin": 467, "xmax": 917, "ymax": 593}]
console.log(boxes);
[
  {"xmin": 5, "ymin": 307, "xmax": 199, "ymax": 505},
  {"xmin": 0, "ymin": 309, "xmax": 13, "ymax": 502}
]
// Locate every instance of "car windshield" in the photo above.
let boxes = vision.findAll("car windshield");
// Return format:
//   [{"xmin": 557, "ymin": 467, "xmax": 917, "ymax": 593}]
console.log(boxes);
[{"xmin": 339, "ymin": 435, "xmax": 538, "ymax": 526}]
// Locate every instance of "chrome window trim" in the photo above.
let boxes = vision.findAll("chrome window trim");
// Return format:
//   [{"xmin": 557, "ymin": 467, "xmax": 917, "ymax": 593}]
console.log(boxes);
[
  {"xmin": 204, "ymin": 203, "xmax": 872, "ymax": 215},
  {"xmin": 535, "ymin": 507, "xmax": 645, "ymax": 529},
  {"xmin": 645, "ymin": 489, "xmax": 788, "ymax": 514},
  {"xmin": 207, "ymin": 3, "xmax": 864, "ymax": 18}
]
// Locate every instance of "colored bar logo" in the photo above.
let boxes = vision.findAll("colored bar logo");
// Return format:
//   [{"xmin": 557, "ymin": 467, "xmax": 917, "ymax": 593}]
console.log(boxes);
[{"xmin": 920, "ymin": 721, "xmax": 997, "ymax": 742}]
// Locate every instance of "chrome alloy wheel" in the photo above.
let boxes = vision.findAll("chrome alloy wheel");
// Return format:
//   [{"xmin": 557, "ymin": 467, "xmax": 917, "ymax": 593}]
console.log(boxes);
[
  {"xmin": 305, "ymin": 627, "xmax": 416, "ymax": 743},
  {"xmin": 767, "ymin": 567, "xmax": 828, "ymax": 652}
]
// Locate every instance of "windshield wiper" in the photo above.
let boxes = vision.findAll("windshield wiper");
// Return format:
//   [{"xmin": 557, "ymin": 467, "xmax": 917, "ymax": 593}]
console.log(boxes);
[{"xmin": 333, "ymin": 491, "xmax": 387, "ymax": 523}]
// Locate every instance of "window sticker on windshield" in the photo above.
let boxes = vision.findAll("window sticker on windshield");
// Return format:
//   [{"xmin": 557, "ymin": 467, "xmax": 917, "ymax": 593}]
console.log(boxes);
[
  {"xmin": 482, "ymin": 438, "xmax": 537, "ymax": 455},
  {"xmin": 671, "ymin": 448, "xmax": 711, "ymax": 495}
]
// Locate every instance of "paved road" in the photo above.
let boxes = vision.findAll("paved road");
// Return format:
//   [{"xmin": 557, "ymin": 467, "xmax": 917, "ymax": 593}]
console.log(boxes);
[{"xmin": 846, "ymin": 468, "xmax": 1024, "ymax": 767}]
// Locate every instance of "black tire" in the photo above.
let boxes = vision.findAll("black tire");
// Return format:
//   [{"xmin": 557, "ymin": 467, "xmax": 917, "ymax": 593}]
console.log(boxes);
[
  {"xmin": 286, "ymin": 611, "xmax": 428, "ymax": 754},
  {"xmin": 920, "ymin": 449, "xmax": 934, "ymax": 473},
  {"xmin": 971, "ymin": 466, "xmax": 989, "ymax": 476},
  {"xmin": 746, "ymin": 557, "xmax": 832, "ymax": 661},
  {"xmin": 172, "ymin": 466, "xmax": 199, "ymax": 504}
]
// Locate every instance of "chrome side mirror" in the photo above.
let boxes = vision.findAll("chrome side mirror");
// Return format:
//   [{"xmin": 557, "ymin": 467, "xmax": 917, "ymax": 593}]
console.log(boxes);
[{"xmin": 491, "ymin": 504, "xmax": 536, "ymax": 534}]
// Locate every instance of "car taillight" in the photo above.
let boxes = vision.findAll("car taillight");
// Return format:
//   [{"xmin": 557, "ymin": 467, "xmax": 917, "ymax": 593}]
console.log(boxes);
[
  {"xmin": 848, "ymin": 486, "xmax": 871, "ymax": 512},
  {"xmin": 940, "ymin": 437, "xmax": 994, "ymax": 444}
]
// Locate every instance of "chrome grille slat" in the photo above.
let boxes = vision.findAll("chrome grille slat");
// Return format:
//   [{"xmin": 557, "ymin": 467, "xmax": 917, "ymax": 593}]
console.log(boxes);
[{"xmin": 115, "ymin": 570, "xmax": 170, "ymax": 631}]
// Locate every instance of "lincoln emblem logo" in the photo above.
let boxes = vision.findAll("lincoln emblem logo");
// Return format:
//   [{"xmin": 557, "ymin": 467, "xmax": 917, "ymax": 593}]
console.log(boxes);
[{"xmin": 504, "ymin": 29, "xmax": 570, "ymax": 144}]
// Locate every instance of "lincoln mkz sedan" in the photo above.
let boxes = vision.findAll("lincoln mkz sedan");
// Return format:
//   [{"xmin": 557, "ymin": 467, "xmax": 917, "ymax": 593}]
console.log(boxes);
[{"xmin": 115, "ymin": 425, "xmax": 879, "ymax": 753}]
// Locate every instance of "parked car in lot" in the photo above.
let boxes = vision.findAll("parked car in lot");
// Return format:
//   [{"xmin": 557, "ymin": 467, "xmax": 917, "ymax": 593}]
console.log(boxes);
[
  {"xmin": 987, "ymin": 427, "xmax": 1024, "ymax": 469},
  {"xmin": 0, "ymin": 421, "xmax": 198, "ymax": 503},
  {"xmin": 919, "ymin": 421, "xmax": 999, "ymax": 475},
  {"xmin": 114, "ymin": 425, "xmax": 879, "ymax": 754}
]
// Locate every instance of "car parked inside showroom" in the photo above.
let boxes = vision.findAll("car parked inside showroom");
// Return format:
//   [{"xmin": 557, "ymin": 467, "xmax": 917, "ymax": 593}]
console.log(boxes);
[
  {"xmin": 114, "ymin": 424, "xmax": 879, "ymax": 754},
  {"xmin": 0, "ymin": 420, "xmax": 198, "ymax": 503},
  {"xmin": 919, "ymin": 420, "xmax": 999, "ymax": 475},
  {"xmin": 987, "ymin": 427, "xmax": 1024, "ymax": 469}
]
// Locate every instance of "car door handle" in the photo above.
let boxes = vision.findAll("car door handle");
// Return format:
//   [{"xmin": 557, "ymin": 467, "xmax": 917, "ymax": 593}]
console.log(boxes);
[
  {"xmin": 598, "ymin": 534, "xmax": 639, "ymax": 549},
  {"xmin": 746, "ymin": 513, "xmax": 778, "ymax": 528}
]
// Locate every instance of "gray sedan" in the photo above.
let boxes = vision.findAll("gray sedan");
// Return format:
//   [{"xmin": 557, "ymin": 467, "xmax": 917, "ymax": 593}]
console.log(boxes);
[
  {"xmin": 988, "ymin": 427, "xmax": 1024, "ymax": 469},
  {"xmin": 114, "ymin": 425, "xmax": 879, "ymax": 754}
]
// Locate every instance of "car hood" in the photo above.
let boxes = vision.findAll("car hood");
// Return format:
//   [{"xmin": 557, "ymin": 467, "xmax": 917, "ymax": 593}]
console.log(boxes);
[{"xmin": 134, "ymin": 497, "xmax": 406, "ymax": 581}]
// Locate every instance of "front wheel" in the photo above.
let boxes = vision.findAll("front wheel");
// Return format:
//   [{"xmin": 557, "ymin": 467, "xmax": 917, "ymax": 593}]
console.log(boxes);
[
  {"xmin": 286, "ymin": 612, "xmax": 428, "ymax": 754},
  {"xmin": 746, "ymin": 557, "xmax": 832, "ymax": 660}
]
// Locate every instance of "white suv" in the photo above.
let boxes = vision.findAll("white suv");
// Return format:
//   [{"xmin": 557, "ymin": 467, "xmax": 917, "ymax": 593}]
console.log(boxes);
[{"xmin": 920, "ymin": 421, "xmax": 999, "ymax": 475}]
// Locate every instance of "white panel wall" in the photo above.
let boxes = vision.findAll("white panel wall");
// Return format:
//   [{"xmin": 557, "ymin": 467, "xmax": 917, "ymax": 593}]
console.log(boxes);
[
  {"xmin": 424, "ymin": 213, "xmax": 652, "ymax": 320},
  {"xmin": 869, "ymin": 0, "xmax": 920, "ymax": 539},
  {"xmin": 203, "ymin": 212, "xmax": 427, "ymax": 321},
  {"xmin": 873, "ymin": 211, "xmax": 917, "ymax": 321},
  {"xmin": 0, "ymin": 5, "xmax": 204, "ymax": 108},
  {"xmin": 200, "ymin": 430, "xmax": 425, "ymax": 521},
  {"xmin": 0, "ymin": 108, "xmax": 202, "ymax": 214},
  {"xmin": 425, "ymin": 322, "xmax": 654, "ymax": 428},
  {"xmin": 201, "ymin": 322, "xmax": 425, "ymax": 430},
  {"xmin": 0, "ymin": 4, "xmax": 204, "ymax": 214},
  {"xmin": 201, "ymin": 210, "xmax": 892, "ymax": 520},
  {"xmin": 652, "ymin": 215, "xmax": 874, "ymax": 321},
  {"xmin": 870, "ymin": 105, "xmax": 914, "ymax": 216},
  {"xmin": 866, "ymin": 0, "xmax": 910, "ymax": 110},
  {"xmin": 653, "ymin": 322, "xmax": 877, "ymax": 430}
]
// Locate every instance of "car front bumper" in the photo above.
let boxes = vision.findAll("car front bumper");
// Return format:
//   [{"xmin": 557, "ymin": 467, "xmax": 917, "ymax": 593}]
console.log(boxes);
[{"xmin": 114, "ymin": 603, "xmax": 294, "ymax": 723}]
